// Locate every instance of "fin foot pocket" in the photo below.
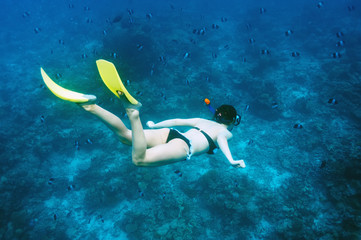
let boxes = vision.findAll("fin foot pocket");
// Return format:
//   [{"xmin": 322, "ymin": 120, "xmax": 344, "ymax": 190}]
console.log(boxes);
[{"xmin": 118, "ymin": 93, "xmax": 142, "ymax": 110}]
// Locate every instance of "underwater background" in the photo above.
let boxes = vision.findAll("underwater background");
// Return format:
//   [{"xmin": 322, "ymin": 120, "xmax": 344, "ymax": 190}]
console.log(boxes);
[{"xmin": 1, "ymin": 0, "xmax": 361, "ymax": 239}]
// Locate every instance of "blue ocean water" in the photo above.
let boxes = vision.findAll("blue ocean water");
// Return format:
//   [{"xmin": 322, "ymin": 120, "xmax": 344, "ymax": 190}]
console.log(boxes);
[{"xmin": 1, "ymin": 0, "xmax": 360, "ymax": 239}]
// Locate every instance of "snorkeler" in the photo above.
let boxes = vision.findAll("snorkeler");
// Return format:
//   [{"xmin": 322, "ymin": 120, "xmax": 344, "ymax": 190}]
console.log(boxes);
[{"xmin": 40, "ymin": 60, "xmax": 246, "ymax": 168}]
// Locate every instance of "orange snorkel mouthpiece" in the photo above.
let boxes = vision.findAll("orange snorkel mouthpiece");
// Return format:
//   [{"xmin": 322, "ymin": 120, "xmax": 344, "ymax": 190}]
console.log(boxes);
[{"xmin": 204, "ymin": 98, "xmax": 210, "ymax": 105}]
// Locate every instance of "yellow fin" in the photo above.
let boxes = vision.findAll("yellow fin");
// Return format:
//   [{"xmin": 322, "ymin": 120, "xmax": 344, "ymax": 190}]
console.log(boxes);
[
  {"xmin": 40, "ymin": 68, "xmax": 95, "ymax": 103},
  {"xmin": 96, "ymin": 59, "xmax": 138, "ymax": 105}
]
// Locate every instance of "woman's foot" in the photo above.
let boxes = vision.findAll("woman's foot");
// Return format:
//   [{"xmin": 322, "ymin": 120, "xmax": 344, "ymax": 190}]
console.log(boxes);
[
  {"xmin": 79, "ymin": 103, "xmax": 97, "ymax": 112},
  {"xmin": 117, "ymin": 90, "xmax": 142, "ymax": 110}
]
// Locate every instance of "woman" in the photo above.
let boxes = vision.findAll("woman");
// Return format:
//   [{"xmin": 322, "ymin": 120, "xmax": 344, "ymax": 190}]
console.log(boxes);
[{"xmin": 40, "ymin": 60, "xmax": 246, "ymax": 168}]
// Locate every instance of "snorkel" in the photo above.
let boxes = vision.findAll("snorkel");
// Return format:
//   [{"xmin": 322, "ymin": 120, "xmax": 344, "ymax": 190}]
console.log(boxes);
[{"xmin": 204, "ymin": 98, "xmax": 216, "ymax": 114}]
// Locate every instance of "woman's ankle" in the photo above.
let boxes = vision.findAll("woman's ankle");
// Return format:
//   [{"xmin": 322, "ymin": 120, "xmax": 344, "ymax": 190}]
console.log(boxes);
[
  {"xmin": 126, "ymin": 108, "xmax": 139, "ymax": 119},
  {"xmin": 80, "ymin": 104, "xmax": 97, "ymax": 112}
]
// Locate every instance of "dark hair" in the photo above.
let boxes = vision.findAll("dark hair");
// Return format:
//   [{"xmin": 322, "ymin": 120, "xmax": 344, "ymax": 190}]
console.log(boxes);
[{"xmin": 214, "ymin": 105, "xmax": 241, "ymax": 126}]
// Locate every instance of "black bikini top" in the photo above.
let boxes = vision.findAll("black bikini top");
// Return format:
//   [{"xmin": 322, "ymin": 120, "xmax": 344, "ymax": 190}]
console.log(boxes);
[{"xmin": 194, "ymin": 127, "xmax": 218, "ymax": 154}]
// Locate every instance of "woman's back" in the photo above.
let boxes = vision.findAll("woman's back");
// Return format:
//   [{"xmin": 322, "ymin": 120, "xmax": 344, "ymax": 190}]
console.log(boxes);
[{"xmin": 184, "ymin": 118, "xmax": 232, "ymax": 155}]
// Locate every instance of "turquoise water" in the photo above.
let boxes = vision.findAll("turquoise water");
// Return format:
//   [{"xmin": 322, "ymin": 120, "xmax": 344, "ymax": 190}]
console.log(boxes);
[{"xmin": 0, "ymin": 0, "xmax": 360, "ymax": 239}]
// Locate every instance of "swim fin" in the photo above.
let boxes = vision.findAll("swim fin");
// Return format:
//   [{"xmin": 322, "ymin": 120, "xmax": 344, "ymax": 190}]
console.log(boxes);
[
  {"xmin": 40, "ymin": 68, "xmax": 96, "ymax": 103},
  {"xmin": 96, "ymin": 59, "xmax": 139, "ymax": 105}
]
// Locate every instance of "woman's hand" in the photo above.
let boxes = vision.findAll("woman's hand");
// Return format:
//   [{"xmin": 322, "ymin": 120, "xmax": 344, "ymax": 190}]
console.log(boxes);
[
  {"xmin": 232, "ymin": 160, "xmax": 246, "ymax": 168},
  {"xmin": 146, "ymin": 121, "xmax": 155, "ymax": 128}
]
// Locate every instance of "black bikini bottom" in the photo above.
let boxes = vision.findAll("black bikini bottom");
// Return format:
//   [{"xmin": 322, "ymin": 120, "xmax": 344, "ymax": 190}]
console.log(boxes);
[{"xmin": 166, "ymin": 129, "xmax": 192, "ymax": 150}]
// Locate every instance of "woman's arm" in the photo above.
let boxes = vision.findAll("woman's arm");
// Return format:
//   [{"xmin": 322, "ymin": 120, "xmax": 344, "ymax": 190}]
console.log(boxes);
[
  {"xmin": 216, "ymin": 132, "xmax": 246, "ymax": 168},
  {"xmin": 146, "ymin": 118, "xmax": 201, "ymax": 129}
]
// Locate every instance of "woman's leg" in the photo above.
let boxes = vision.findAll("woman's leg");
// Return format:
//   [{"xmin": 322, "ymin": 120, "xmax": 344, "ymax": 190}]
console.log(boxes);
[
  {"xmin": 81, "ymin": 104, "xmax": 170, "ymax": 147},
  {"xmin": 81, "ymin": 104, "xmax": 132, "ymax": 144},
  {"xmin": 126, "ymin": 108, "xmax": 190, "ymax": 167}
]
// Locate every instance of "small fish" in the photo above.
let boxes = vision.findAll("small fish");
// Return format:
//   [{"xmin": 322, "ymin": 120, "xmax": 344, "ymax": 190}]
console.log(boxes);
[
  {"xmin": 150, "ymin": 65, "xmax": 154, "ymax": 76},
  {"xmin": 112, "ymin": 52, "xmax": 117, "ymax": 59},
  {"xmin": 56, "ymin": 73, "xmax": 62, "ymax": 79},
  {"xmin": 285, "ymin": 29, "xmax": 293, "ymax": 36},
  {"xmin": 271, "ymin": 102, "xmax": 278, "ymax": 109},
  {"xmin": 174, "ymin": 170, "xmax": 182, "ymax": 177},
  {"xmin": 245, "ymin": 105, "xmax": 250, "ymax": 111},
  {"xmin": 22, "ymin": 11, "xmax": 30, "ymax": 18},
  {"xmin": 193, "ymin": 28, "xmax": 205, "ymax": 35},
  {"xmin": 81, "ymin": 53, "xmax": 88, "ymax": 59},
  {"xmin": 293, "ymin": 124, "xmax": 303, "ymax": 129},
  {"xmin": 221, "ymin": 17, "xmax": 228, "ymax": 22},
  {"xmin": 34, "ymin": 27, "xmax": 41, "ymax": 34},
  {"xmin": 103, "ymin": 30, "xmax": 107, "ymax": 36},
  {"xmin": 127, "ymin": 9, "xmax": 134, "ymax": 16},
  {"xmin": 160, "ymin": 92, "xmax": 166, "ymax": 100},
  {"xmin": 126, "ymin": 80, "xmax": 130, "ymax": 85},
  {"xmin": 74, "ymin": 140, "xmax": 80, "ymax": 150},
  {"xmin": 328, "ymin": 98, "xmax": 338, "ymax": 105},
  {"xmin": 320, "ymin": 160, "xmax": 326, "ymax": 169},
  {"xmin": 53, "ymin": 214, "xmax": 57, "ymax": 221},
  {"xmin": 224, "ymin": 44, "xmax": 230, "ymax": 50},
  {"xmin": 146, "ymin": 13, "xmax": 152, "ymax": 20},
  {"xmin": 249, "ymin": 38, "xmax": 255, "ymax": 44},
  {"xmin": 248, "ymin": 139, "xmax": 254, "ymax": 145},
  {"xmin": 348, "ymin": 5, "xmax": 355, "ymax": 11},
  {"xmin": 260, "ymin": 8, "xmax": 266, "ymax": 14},
  {"xmin": 336, "ymin": 40, "xmax": 344, "ymax": 47},
  {"xmin": 48, "ymin": 178, "xmax": 55, "ymax": 185},
  {"xmin": 212, "ymin": 24, "xmax": 219, "ymax": 29},
  {"xmin": 261, "ymin": 49, "xmax": 270, "ymax": 55},
  {"xmin": 332, "ymin": 52, "xmax": 341, "ymax": 58},
  {"xmin": 40, "ymin": 115, "xmax": 45, "ymax": 123},
  {"xmin": 138, "ymin": 189, "xmax": 144, "ymax": 197},
  {"xmin": 183, "ymin": 52, "xmax": 189, "ymax": 59},
  {"xmin": 206, "ymin": 76, "xmax": 210, "ymax": 82},
  {"xmin": 67, "ymin": 184, "xmax": 75, "ymax": 191},
  {"xmin": 159, "ymin": 56, "xmax": 166, "ymax": 64},
  {"xmin": 336, "ymin": 31, "xmax": 344, "ymax": 38},
  {"xmin": 86, "ymin": 139, "xmax": 93, "ymax": 144},
  {"xmin": 162, "ymin": 192, "xmax": 166, "ymax": 199},
  {"xmin": 292, "ymin": 52, "xmax": 300, "ymax": 57},
  {"xmin": 317, "ymin": 1, "xmax": 324, "ymax": 8},
  {"xmin": 58, "ymin": 39, "xmax": 64, "ymax": 45},
  {"xmin": 137, "ymin": 44, "xmax": 143, "ymax": 51}
]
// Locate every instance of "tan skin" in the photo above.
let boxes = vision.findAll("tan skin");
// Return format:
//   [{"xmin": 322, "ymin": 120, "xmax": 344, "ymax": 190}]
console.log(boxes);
[{"xmin": 81, "ymin": 104, "xmax": 246, "ymax": 168}]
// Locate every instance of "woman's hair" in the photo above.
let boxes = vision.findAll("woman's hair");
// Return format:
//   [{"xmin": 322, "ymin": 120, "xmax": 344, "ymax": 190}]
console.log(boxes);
[{"xmin": 214, "ymin": 105, "xmax": 240, "ymax": 126}]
